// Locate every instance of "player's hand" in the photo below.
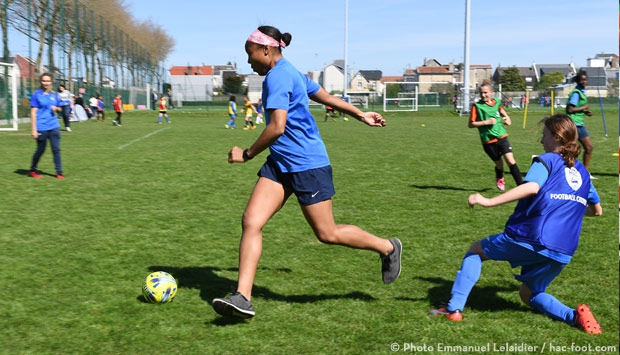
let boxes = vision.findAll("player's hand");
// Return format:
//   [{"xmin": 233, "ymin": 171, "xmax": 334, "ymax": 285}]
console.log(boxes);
[
  {"xmin": 585, "ymin": 110, "xmax": 593, "ymax": 116},
  {"xmin": 360, "ymin": 112, "xmax": 386, "ymax": 127},
  {"xmin": 31, "ymin": 131, "xmax": 39, "ymax": 139},
  {"xmin": 228, "ymin": 146, "xmax": 244, "ymax": 163},
  {"xmin": 468, "ymin": 193, "xmax": 490, "ymax": 208}
]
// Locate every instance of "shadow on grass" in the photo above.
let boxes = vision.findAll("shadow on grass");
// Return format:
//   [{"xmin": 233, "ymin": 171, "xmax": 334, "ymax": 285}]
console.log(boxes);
[
  {"xmin": 413, "ymin": 276, "xmax": 527, "ymax": 312},
  {"xmin": 410, "ymin": 184, "xmax": 492, "ymax": 192},
  {"xmin": 14, "ymin": 168, "xmax": 57, "ymax": 178},
  {"xmin": 148, "ymin": 265, "xmax": 377, "ymax": 324}
]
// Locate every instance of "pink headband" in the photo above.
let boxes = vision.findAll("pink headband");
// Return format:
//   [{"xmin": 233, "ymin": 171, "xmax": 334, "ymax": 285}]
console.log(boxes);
[{"xmin": 247, "ymin": 29, "xmax": 286, "ymax": 48}]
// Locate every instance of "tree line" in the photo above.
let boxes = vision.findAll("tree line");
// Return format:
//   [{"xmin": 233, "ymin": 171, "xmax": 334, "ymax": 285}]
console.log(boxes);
[{"xmin": 0, "ymin": 0, "xmax": 173, "ymax": 89}]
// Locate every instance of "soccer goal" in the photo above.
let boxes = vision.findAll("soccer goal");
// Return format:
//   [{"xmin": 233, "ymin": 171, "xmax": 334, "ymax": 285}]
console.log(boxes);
[
  {"xmin": 0, "ymin": 62, "xmax": 18, "ymax": 131},
  {"xmin": 418, "ymin": 92, "xmax": 440, "ymax": 107},
  {"xmin": 383, "ymin": 82, "xmax": 418, "ymax": 112}
]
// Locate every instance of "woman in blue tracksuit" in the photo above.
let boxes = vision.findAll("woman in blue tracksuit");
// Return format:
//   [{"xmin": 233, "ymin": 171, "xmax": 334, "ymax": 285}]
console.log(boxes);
[{"xmin": 30, "ymin": 73, "xmax": 64, "ymax": 179}]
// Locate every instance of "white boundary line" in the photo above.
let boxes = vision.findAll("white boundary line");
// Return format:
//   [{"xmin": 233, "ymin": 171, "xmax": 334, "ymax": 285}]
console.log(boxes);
[{"xmin": 117, "ymin": 127, "xmax": 171, "ymax": 150}]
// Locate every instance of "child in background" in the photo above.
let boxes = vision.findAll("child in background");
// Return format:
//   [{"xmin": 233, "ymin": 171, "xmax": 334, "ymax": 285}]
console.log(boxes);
[
  {"xmin": 225, "ymin": 95, "xmax": 237, "ymax": 129},
  {"xmin": 157, "ymin": 96, "xmax": 171, "ymax": 123},
  {"xmin": 243, "ymin": 96, "xmax": 257, "ymax": 130},
  {"xmin": 255, "ymin": 98, "xmax": 263, "ymax": 124},
  {"xmin": 89, "ymin": 95, "xmax": 99, "ymax": 120},
  {"xmin": 97, "ymin": 95, "xmax": 105, "ymax": 122},
  {"xmin": 112, "ymin": 93, "xmax": 123, "ymax": 126}
]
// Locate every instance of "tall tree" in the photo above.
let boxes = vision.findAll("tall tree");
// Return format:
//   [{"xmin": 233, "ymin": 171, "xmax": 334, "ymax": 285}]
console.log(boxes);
[{"xmin": 499, "ymin": 67, "xmax": 526, "ymax": 91}]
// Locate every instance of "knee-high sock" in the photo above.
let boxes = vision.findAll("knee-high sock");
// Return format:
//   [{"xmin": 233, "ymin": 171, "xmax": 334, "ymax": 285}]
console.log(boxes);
[
  {"xmin": 495, "ymin": 167, "xmax": 503, "ymax": 179},
  {"xmin": 509, "ymin": 164, "xmax": 523, "ymax": 185},
  {"xmin": 448, "ymin": 252, "xmax": 482, "ymax": 312},
  {"xmin": 529, "ymin": 292, "xmax": 575, "ymax": 325}
]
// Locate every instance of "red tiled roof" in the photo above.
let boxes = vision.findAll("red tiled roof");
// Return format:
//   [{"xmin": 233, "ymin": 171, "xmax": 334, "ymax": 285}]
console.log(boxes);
[
  {"xmin": 380, "ymin": 76, "xmax": 404, "ymax": 83},
  {"xmin": 169, "ymin": 65, "xmax": 213, "ymax": 76},
  {"xmin": 417, "ymin": 66, "xmax": 451, "ymax": 74}
]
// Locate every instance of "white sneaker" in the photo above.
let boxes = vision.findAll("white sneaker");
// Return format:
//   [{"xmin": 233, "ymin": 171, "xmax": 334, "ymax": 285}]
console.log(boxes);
[
  {"xmin": 66, "ymin": 127, "xmax": 72, "ymax": 132},
  {"xmin": 112, "ymin": 120, "xmax": 117, "ymax": 126},
  {"xmin": 590, "ymin": 174, "xmax": 598, "ymax": 180}
]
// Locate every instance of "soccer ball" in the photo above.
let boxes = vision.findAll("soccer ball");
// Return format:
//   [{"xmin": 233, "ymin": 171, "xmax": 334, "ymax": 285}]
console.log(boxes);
[{"xmin": 142, "ymin": 271, "xmax": 178, "ymax": 303}]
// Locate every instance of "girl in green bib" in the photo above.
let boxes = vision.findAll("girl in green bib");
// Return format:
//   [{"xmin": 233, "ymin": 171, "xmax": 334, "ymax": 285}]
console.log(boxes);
[
  {"xmin": 566, "ymin": 70, "xmax": 594, "ymax": 172},
  {"xmin": 468, "ymin": 80, "xmax": 523, "ymax": 191}
]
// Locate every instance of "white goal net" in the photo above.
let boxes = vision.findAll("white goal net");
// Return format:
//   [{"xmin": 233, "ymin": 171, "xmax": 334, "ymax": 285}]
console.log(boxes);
[
  {"xmin": 383, "ymin": 82, "xmax": 418, "ymax": 112},
  {"xmin": 0, "ymin": 62, "xmax": 18, "ymax": 131}
]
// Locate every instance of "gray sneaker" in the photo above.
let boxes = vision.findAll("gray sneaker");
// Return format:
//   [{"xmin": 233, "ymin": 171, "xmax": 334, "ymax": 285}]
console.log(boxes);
[
  {"xmin": 381, "ymin": 238, "xmax": 402, "ymax": 284},
  {"xmin": 212, "ymin": 292, "xmax": 255, "ymax": 318}
]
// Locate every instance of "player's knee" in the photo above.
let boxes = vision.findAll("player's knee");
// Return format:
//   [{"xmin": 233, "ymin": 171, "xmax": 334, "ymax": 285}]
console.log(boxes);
[{"xmin": 314, "ymin": 230, "xmax": 338, "ymax": 244}]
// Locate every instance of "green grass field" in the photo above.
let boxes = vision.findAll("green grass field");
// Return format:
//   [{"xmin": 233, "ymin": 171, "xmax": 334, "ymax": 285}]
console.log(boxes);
[{"xmin": 1, "ymin": 105, "xmax": 618, "ymax": 354}]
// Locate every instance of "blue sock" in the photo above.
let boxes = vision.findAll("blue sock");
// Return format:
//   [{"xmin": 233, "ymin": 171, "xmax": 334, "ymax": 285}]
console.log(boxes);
[
  {"xmin": 448, "ymin": 252, "xmax": 482, "ymax": 312},
  {"xmin": 158, "ymin": 117, "xmax": 162, "ymax": 123},
  {"xmin": 529, "ymin": 292, "xmax": 575, "ymax": 325}
]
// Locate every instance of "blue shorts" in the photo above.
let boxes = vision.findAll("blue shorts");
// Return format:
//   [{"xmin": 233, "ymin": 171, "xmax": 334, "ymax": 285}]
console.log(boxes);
[
  {"xmin": 576, "ymin": 125, "xmax": 589, "ymax": 139},
  {"xmin": 258, "ymin": 155, "xmax": 335, "ymax": 206},
  {"xmin": 481, "ymin": 232, "xmax": 566, "ymax": 294}
]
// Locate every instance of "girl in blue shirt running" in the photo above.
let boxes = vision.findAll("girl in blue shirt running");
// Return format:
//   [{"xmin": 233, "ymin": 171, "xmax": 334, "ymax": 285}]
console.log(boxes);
[
  {"xmin": 429, "ymin": 114, "xmax": 603, "ymax": 334},
  {"xmin": 212, "ymin": 25, "xmax": 402, "ymax": 319}
]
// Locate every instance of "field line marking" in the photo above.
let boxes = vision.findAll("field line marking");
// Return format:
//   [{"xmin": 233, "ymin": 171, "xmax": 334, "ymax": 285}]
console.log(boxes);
[{"xmin": 117, "ymin": 127, "xmax": 171, "ymax": 150}]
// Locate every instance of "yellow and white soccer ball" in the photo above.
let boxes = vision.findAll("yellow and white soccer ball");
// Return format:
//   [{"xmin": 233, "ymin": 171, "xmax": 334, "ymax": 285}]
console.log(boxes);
[{"xmin": 142, "ymin": 271, "xmax": 178, "ymax": 303}]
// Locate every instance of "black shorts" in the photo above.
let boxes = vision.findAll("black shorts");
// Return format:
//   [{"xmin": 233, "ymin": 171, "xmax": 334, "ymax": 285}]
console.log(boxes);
[
  {"xmin": 258, "ymin": 155, "xmax": 336, "ymax": 206},
  {"xmin": 482, "ymin": 137, "xmax": 513, "ymax": 162}
]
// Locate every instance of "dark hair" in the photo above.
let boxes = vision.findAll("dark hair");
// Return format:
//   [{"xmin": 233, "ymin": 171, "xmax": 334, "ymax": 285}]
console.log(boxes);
[
  {"xmin": 541, "ymin": 114, "xmax": 580, "ymax": 167},
  {"xmin": 229, "ymin": 95, "xmax": 236, "ymax": 102},
  {"xmin": 573, "ymin": 70, "xmax": 587, "ymax": 83},
  {"xmin": 257, "ymin": 25, "xmax": 292, "ymax": 51}
]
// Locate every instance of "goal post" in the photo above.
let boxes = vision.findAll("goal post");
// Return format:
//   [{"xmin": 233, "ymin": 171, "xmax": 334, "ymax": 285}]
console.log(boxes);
[
  {"xmin": 383, "ymin": 82, "xmax": 418, "ymax": 112},
  {"xmin": 0, "ymin": 62, "xmax": 18, "ymax": 131}
]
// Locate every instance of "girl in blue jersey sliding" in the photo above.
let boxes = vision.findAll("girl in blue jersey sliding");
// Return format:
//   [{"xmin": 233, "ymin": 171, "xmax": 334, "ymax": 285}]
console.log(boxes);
[
  {"xmin": 429, "ymin": 114, "xmax": 603, "ymax": 334},
  {"xmin": 212, "ymin": 25, "xmax": 402, "ymax": 319}
]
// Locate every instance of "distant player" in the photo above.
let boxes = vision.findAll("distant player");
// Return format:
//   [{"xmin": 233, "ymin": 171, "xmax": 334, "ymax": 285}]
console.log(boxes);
[
  {"xmin": 242, "ymin": 96, "xmax": 257, "ymax": 130},
  {"xmin": 566, "ymin": 70, "xmax": 594, "ymax": 173},
  {"xmin": 225, "ymin": 95, "xmax": 237, "ymax": 129},
  {"xmin": 157, "ymin": 96, "xmax": 170, "ymax": 124},
  {"xmin": 112, "ymin": 93, "xmax": 123, "ymax": 126}
]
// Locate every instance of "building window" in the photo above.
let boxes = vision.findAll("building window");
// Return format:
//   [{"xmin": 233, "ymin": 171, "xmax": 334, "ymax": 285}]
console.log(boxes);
[{"xmin": 357, "ymin": 82, "xmax": 362, "ymax": 89}]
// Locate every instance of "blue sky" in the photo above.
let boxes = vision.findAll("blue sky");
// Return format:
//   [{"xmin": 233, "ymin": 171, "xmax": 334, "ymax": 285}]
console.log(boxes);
[{"xmin": 127, "ymin": 0, "xmax": 616, "ymax": 75}]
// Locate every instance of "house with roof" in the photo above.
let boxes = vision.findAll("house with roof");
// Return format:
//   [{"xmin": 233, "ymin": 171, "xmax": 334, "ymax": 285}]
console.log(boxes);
[
  {"xmin": 321, "ymin": 60, "xmax": 346, "ymax": 94},
  {"xmin": 415, "ymin": 59, "xmax": 491, "ymax": 93},
  {"xmin": 350, "ymin": 70, "xmax": 382, "ymax": 93},
  {"xmin": 532, "ymin": 62, "xmax": 576, "ymax": 83},
  {"xmin": 492, "ymin": 66, "xmax": 538, "ymax": 88},
  {"xmin": 168, "ymin": 65, "xmax": 214, "ymax": 102},
  {"xmin": 167, "ymin": 63, "xmax": 238, "ymax": 102}
]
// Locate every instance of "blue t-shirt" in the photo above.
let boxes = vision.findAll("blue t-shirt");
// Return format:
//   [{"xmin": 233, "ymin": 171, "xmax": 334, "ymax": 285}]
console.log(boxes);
[
  {"xmin": 262, "ymin": 58, "xmax": 329, "ymax": 172},
  {"xmin": 505, "ymin": 153, "xmax": 600, "ymax": 260},
  {"xmin": 30, "ymin": 89, "xmax": 60, "ymax": 131}
]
